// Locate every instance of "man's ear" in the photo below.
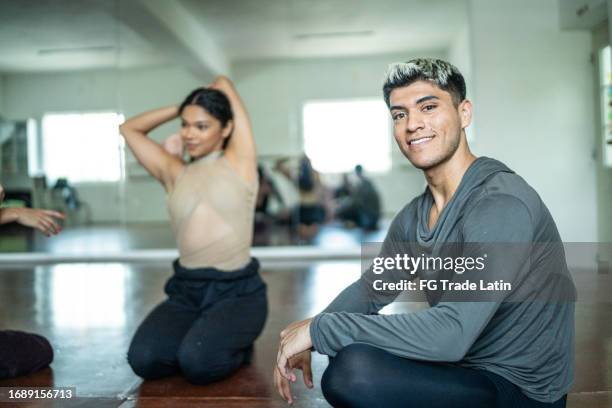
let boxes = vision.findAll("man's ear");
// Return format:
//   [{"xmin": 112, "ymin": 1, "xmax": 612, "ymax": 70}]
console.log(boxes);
[
  {"xmin": 223, "ymin": 119, "xmax": 234, "ymax": 138},
  {"xmin": 459, "ymin": 99, "xmax": 472, "ymax": 129}
]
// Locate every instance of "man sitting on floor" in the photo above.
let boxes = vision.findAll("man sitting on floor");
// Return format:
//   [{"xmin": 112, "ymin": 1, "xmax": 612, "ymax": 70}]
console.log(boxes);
[{"xmin": 273, "ymin": 58, "xmax": 574, "ymax": 408}]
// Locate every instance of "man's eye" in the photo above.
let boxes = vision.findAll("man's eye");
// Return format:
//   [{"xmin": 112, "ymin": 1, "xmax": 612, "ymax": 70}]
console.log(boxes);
[
  {"xmin": 180, "ymin": 122, "xmax": 188, "ymax": 128},
  {"xmin": 393, "ymin": 113, "xmax": 405, "ymax": 121},
  {"xmin": 423, "ymin": 105, "xmax": 436, "ymax": 112}
]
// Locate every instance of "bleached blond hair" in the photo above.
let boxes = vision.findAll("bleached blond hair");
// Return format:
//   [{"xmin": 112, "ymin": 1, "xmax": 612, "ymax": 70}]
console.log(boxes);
[{"xmin": 383, "ymin": 58, "xmax": 466, "ymax": 107}]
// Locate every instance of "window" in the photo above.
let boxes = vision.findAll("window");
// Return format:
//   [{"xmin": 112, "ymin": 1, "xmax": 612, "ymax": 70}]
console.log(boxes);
[
  {"xmin": 41, "ymin": 111, "xmax": 124, "ymax": 183},
  {"xmin": 303, "ymin": 99, "xmax": 391, "ymax": 173},
  {"xmin": 601, "ymin": 45, "xmax": 611, "ymax": 167}
]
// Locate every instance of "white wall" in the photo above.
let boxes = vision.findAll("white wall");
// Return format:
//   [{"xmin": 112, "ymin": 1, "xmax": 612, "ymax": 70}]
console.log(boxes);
[
  {"xmin": 232, "ymin": 51, "xmax": 446, "ymax": 216},
  {"xmin": 0, "ymin": 75, "xmax": 5, "ymax": 117},
  {"xmin": 468, "ymin": 0, "xmax": 597, "ymax": 242},
  {"xmin": 448, "ymin": 22, "xmax": 475, "ymax": 142},
  {"xmin": 3, "ymin": 65, "xmax": 208, "ymax": 223}
]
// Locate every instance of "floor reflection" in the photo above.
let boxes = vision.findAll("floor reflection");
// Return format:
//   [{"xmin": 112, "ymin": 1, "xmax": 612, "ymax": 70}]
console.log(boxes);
[
  {"xmin": 0, "ymin": 261, "xmax": 609, "ymax": 407},
  {"xmin": 304, "ymin": 261, "xmax": 361, "ymax": 316},
  {"xmin": 36, "ymin": 263, "xmax": 128, "ymax": 329}
]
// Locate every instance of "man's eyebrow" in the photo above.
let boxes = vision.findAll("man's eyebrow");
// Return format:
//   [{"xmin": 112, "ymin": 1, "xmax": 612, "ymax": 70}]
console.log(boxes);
[
  {"xmin": 415, "ymin": 95, "xmax": 439, "ymax": 104},
  {"xmin": 390, "ymin": 95, "xmax": 440, "ymax": 111}
]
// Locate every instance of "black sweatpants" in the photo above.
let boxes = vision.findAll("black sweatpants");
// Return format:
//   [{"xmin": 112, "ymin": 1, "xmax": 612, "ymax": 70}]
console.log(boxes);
[
  {"xmin": 127, "ymin": 258, "xmax": 267, "ymax": 385},
  {"xmin": 0, "ymin": 330, "xmax": 53, "ymax": 379},
  {"xmin": 321, "ymin": 344, "xmax": 567, "ymax": 408}
]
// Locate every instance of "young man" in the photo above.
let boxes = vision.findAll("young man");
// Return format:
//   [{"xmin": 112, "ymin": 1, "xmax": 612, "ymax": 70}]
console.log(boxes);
[
  {"xmin": 274, "ymin": 58, "xmax": 574, "ymax": 408},
  {"xmin": 0, "ymin": 183, "xmax": 62, "ymax": 379}
]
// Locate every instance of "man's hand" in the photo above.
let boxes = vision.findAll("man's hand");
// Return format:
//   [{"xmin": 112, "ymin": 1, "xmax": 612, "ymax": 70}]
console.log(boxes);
[
  {"xmin": 11, "ymin": 208, "xmax": 65, "ymax": 236},
  {"xmin": 274, "ymin": 350, "xmax": 313, "ymax": 404},
  {"xmin": 275, "ymin": 318, "xmax": 314, "ymax": 403}
]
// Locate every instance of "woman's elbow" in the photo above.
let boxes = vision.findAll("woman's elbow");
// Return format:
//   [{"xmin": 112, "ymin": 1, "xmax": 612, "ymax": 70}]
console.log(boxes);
[
  {"xmin": 118, "ymin": 123, "xmax": 137, "ymax": 139},
  {"xmin": 118, "ymin": 123, "xmax": 127, "ymax": 138}
]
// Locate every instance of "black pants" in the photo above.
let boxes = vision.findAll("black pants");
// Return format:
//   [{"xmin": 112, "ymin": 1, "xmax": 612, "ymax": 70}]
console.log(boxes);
[
  {"xmin": 127, "ymin": 258, "xmax": 267, "ymax": 385},
  {"xmin": 0, "ymin": 330, "xmax": 53, "ymax": 379},
  {"xmin": 321, "ymin": 344, "xmax": 567, "ymax": 408}
]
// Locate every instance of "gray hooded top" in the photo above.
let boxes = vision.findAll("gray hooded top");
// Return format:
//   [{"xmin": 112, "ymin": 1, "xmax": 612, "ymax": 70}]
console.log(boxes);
[{"xmin": 310, "ymin": 157, "xmax": 575, "ymax": 403}]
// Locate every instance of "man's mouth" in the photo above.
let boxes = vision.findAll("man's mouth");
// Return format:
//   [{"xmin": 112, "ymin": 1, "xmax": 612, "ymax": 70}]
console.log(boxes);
[{"xmin": 408, "ymin": 136, "xmax": 434, "ymax": 146}]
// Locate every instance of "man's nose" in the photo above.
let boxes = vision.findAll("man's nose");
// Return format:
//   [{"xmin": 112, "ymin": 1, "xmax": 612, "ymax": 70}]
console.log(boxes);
[{"xmin": 406, "ymin": 111, "xmax": 425, "ymax": 133}]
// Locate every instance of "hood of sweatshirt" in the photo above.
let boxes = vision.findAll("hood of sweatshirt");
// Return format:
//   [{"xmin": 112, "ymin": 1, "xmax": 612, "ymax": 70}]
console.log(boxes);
[{"xmin": 416, "ymin": 157, "xmax": 515, "ymax": 246}]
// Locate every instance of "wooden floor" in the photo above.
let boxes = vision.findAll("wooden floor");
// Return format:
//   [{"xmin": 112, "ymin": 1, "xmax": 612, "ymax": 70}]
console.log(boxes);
[{"xmin": 0, "ymin": 224, "xmax": 610, "ymax": 407}]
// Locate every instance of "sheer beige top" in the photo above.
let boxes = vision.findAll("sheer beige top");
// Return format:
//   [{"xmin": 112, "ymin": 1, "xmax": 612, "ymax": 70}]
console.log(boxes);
[{"xmin": 166, "ymin": 151, "xmax": 258, "ymax": 271}]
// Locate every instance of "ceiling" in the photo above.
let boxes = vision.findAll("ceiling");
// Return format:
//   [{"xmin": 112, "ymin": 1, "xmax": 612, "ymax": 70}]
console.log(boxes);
[
  {"xmin": 180, "ymin": 0, "xmax": 468, "ymax": 60},
  {"xmin": 0, "ymin": 0, "xmax": 168, "ymax": 73},
  {"xmin": 0, "ymin": 0, "xmax": 468, "ymax": 74},
  {"xmin": 558, "ymin": 0, "xmax": 608, "ymax": 30}
]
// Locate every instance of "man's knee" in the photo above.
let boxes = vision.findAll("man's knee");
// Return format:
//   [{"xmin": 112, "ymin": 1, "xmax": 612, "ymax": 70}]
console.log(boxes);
[{"xmin": 321, "ymin": 344, "xmax": 376, "ymax": 405}]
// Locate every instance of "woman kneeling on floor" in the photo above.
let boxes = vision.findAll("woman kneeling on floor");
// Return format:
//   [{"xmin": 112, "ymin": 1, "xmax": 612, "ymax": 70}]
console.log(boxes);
[{"xmin": 120, "ymin": 76, "xmax": 267, "ymax": 384}]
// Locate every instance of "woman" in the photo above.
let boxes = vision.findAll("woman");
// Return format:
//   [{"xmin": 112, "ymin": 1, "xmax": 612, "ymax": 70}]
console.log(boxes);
[
  {"xmin": 0, "ymin": 183, "xmax": 60, "ymax": 379},
  {"xmin": 120, "ymin": 76, "xmax": 267, "ymax": 385}
]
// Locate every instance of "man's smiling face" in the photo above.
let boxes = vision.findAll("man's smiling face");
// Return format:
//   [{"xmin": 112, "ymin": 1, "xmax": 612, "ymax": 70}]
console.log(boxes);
[{"xmin": 389, "ymin": 80, "xmax": 470, "ymax": 171}]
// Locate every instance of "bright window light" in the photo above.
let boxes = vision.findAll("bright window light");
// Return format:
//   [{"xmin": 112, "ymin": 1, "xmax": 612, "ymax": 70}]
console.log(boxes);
[
  {"xmin": 303, "ymin": 99, "xmax": 391, "ymax": 173},
  {"xmin": 41, "ymin": 111, "xmax": 124, "ymax": 183}
]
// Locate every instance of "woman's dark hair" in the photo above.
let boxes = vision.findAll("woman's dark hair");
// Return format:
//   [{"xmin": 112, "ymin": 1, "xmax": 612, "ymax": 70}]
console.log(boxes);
[{"xmin": 179, "ymin": 88, "xmax": 233, "ymax": 149}]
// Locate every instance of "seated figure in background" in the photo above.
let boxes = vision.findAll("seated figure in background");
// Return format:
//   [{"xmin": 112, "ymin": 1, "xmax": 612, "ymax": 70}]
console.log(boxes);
[
  {"xmin": 335, "ymin": 164, "xmax": 382, "ymax": 231},
  {"xmin": 0, "ymin": 183, "xmax": 62, "ymax": 379}
]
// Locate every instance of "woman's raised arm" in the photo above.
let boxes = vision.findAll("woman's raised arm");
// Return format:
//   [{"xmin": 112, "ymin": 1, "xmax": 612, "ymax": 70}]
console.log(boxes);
[
  {"xmin": 209, "ymin": 76, "xmax": 257, "ymax": 184},
  {"xmin": 119, "ymin": 106, "xmax": 184, "ymax": 191}
]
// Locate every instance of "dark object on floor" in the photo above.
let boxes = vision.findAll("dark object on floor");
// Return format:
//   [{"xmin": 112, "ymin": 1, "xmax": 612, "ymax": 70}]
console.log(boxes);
[{"xmin": 0, "ymin": 330, "xmax": 54, "ymax": 379}]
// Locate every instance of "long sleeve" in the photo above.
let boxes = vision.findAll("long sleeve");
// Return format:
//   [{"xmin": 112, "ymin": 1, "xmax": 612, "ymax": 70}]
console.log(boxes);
[{"xmin": 311, "ymin": 195, "xmax": 533, "ymax": 360}]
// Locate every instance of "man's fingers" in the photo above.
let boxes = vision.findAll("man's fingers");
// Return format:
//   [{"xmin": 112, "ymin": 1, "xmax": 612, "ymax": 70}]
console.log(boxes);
[
  {"xmin": 303, "ymin": 362, "xmax": 314, "ymax": 388},
  {"xmin": 274, "ymin": 367, "xmax": 293, "ymax": 404},
  {"xmin": 281, "ymin": 373, "xmax": 293, "ymax": 403},
  {"xmin": 277, "ymin": 351, "xmax": 293, "ymax": 381},
  {"xmin": 274, "ymin": 369, "xmax": 286, "ymax": 401}
]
